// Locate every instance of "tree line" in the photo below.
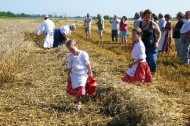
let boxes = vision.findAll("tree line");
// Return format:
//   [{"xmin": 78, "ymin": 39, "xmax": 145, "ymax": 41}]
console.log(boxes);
[
  {"xmin": 0, "ymin": 11, "xmax": 31, "ymax": 17},
  {"xmin": 0, "ymin": 11, "xmax": 131, "ymax": 20},
  {"xmin": 0, "ymin": 11, "xmax": 64, "ymax": 18}
]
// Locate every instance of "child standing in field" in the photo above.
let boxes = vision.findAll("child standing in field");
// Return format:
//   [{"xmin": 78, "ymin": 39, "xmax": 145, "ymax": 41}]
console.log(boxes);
[
  {"xmin": 66, "ymin": 39, "xmax": 93, "ymax": 110},
  {"xmin": 121, "ymin": 28, "xmax": 152, "ymax": 83}
]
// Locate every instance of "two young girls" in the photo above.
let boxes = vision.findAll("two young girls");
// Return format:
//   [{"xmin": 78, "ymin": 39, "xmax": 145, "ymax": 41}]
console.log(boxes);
[{"xmin": 65, "ymin": 28, "xmax": 152, "ymax": 110}]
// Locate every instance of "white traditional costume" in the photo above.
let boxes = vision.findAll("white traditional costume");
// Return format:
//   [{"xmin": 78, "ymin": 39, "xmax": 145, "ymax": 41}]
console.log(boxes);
[
  {"xmin": 37, "ymin": 18, "xmax": 55, "ymax": 48},
  {"xmin": 122, "ymin": 41, "xmax": 152, "ymax": 83},
  {"xmin": 66, "ymin": 51, "xmax": 90, "ymax": 96}
]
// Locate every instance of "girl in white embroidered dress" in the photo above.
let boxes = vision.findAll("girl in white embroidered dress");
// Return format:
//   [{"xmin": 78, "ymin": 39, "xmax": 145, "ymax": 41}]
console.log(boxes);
[
  {"xmin": 122, "ymin": 28, "xmax": 152, "ymax": 83},
  {"xmin": 66, "ymin": 39, "xmax": 93, "ymax": 110}
]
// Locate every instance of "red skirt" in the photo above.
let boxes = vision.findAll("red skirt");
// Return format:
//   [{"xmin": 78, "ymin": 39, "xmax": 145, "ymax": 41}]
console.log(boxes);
[
  {"xmin": 66, "ymin": 80, "xmax": 87, "ymax": 96},
  {"xmin": 122, "ymin": 62, "xmax": 152, "ymax": 84},
  {"xmin": 66, "ymin": 76, "xmax": 97, "ymax": 96}
]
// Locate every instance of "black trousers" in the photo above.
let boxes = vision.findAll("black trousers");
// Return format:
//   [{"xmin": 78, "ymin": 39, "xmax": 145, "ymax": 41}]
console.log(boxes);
[{"xmin": 111, "ymin": 30, "xmax": 118, "ymax": 42}]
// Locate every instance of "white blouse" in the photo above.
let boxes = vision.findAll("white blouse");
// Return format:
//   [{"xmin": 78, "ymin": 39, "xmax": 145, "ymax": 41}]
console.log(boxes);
[
  {"xmin": 59, "ymin": 25, "xmax": 71, "ymax": 36},
  {"xmin": 67, "ymin": 51, "xmax": 90, "ymax": 75},
  {"xmin": 126, "ymin": 41, "xmax": 146, "ymax": 77},
  {"xmin": 132, "ymin": 41, "xmax": 146, "ymax": 62}
]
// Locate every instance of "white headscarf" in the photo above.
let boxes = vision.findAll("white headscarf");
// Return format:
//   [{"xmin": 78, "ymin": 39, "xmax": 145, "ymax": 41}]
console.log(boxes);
[{"xmin": 69, "ymin": 24, "xmax": 76, "ymax": 30}]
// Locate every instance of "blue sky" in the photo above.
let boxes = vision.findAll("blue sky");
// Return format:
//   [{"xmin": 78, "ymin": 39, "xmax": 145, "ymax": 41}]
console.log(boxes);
[{"xmin": 1, "ymin": 0, "xmax": 190, "ymax": 18}]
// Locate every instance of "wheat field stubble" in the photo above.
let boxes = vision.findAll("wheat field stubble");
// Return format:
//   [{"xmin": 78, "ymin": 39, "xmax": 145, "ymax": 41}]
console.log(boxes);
[{"xmin": 0, "ymin": 18, "xmax": 189, "ymax": 125}]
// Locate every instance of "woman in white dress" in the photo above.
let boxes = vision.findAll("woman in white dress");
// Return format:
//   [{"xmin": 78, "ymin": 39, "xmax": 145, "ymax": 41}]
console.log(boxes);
[
  {"xmin": 66, "ymin": 39, "xmax": 93, "ymax": 110},
  {"xmin": 158, "ymin": 14, "xmax": 172, "ymax": 53}
]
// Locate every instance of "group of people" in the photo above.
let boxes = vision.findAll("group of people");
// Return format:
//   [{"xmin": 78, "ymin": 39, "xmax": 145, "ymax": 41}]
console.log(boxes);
[
  {"xmin": 83, "ymin": 13, "xmax": 105, "ymax": 40},
  {"xmin": 64, "ymin": 10, "xmax": 158, "ymax": 110},
  {"xmin": 123, "ymin": 9, "xmax": 190, "ymax": 84},
  {"xmin": 175, "ymin": 11, "xmax": 190, "ymax": 65},
  {"xmin": 37, "ymin": 15, "xmax": 76, "ymax": 49},
  {"xmin": 109, "ymin": 15, "xmax": 128, "ymax": 46},
  {"xmin": 152, "ymin": 11, "xmax": 190, "ymax": 65},
  {"xmin": 37, "ymin": 10, "xmax": 190, "ymax": 110},
  {"xmin": 122, "ymin": 9, "xmax": 161, "ymax": 83},
  {"xmin": 83, "ymin": 13, "xmax": 129, "ymax": 45}
]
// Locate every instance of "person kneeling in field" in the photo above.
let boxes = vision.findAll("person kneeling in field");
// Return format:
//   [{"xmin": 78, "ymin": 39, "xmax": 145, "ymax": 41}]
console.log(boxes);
[
  {"xmin": 53, "ymin": 24, "xmax": 76, "ymax": 48},
  {"xmin": 66, "ymin": 39, "xmax": 94, "ymax": 110},
  {"xmin": 121, "ymin": 28, "xmax": 152, "ymax": 83}
]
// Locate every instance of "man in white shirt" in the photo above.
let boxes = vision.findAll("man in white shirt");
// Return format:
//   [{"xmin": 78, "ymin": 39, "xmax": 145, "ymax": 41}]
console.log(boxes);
[
  {"xmin": 180, "ymin": 11, "xmax": 190, "ymax": 65},
  {"xmin": 109, "ymin": 15, "xmax": 120, "ymax": 42},
  {"xmin": 84, "ymin": 13, "xmax": 92, "ymax": 40},
  {"xmin": 37, "ymin": 15, "xmax": 55, "ymax": 48}
]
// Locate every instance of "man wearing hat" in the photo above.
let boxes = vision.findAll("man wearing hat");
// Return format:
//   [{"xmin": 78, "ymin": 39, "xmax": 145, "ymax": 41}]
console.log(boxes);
[
  {"xmin": 37, "ymin": 14, "xmax": 55, "ymax": 49},
  {"xmin": 180, "ymin": 11, "xmax": 190, "ymax": 65},
  {"xmin": 53, "ymin": 24, "xmax": 76, "ymax": 48},
  {"xmin": 173, "ymin": 12, "xmax": 185, "ymax": 57}
]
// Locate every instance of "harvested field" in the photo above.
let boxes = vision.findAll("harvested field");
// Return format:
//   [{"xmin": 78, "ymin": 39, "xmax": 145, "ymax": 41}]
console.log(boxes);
[{"xmin": 0, "ymin": 19, "xmax": 189, "ymax": 126}]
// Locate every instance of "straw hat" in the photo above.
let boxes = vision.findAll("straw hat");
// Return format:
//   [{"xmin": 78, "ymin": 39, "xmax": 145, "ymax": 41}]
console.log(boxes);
[{"xmin": 43, "ymin": 14, "xmax": 49, "ymax": 18}]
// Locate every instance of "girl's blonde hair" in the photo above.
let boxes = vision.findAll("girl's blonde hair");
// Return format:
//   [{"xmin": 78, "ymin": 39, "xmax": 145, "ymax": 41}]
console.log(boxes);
[
  {"xmin": 66, "ymin": 39, "xmax": 77, "ymax": 47},
  {"xmin": 132, "ymin": 27, "xmax": 142, "ymax": 35}
]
